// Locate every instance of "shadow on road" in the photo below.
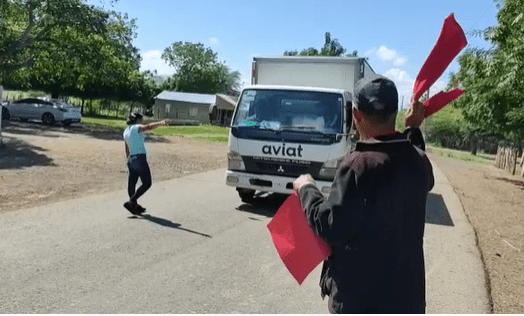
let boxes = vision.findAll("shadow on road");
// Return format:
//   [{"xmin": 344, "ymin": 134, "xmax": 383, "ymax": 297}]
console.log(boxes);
[
  {"xmin": 130, "ymin": 213, "xmax": 212, "ymax": 238},
  {"xmin": 235, "ymin": 192, "xmax": 289, "ymax": 218},
  {"xmin": 237, "ymin": 192, "xmax": 455, "ymax": 228},
  {"xmin": 425, "ymin": 193, "xmax": 454, "ymax": 226},
  {"xmin": 0, "ymin": 136, "xmax": 56, "ymax": 170},
  {"xmin": 2, "ymin": 120, "xmax": 171, "ymax": 143}
]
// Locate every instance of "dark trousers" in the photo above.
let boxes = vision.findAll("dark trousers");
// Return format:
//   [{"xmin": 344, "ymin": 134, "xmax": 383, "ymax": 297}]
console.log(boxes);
[{"xmin": 127, "ymin": 154, "xmax": 152, "ymax": 202}]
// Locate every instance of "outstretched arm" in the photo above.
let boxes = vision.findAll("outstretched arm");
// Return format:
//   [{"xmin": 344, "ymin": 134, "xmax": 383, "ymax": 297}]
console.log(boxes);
[{"xmin": 138, "ymin": 119, "xmax": 169, "ymax": 133}]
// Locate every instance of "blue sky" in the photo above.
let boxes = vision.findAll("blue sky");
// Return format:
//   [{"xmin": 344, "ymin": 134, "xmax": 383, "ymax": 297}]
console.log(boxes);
[{"xmin": 97, "ymin": 0, "xmax": 498, "ymax": 108}]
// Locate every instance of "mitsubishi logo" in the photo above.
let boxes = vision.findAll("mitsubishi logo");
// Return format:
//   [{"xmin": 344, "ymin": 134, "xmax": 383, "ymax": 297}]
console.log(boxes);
[{"xmin": 277, "ymin": 165, "xmax": 284, "ymax": 173}]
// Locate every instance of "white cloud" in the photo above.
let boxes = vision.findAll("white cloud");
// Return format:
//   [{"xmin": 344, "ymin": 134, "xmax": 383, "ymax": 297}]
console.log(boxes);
[
  {"xmin": 383, "ymin": 68, "xmax": 449, "ymax": 109},
  {"xmin": 376, "ymin": 46, "xmax": 407, "ymax": 67},
  {"xmin": 208, "ymin": 37, "xmax": 219, "ymax": 46},
  {"xmin": 383, "ymin": 68, "xmax": 414, "ymax": 108},
  {"xmin": 140, "ymin": 50, "xmax": 176, "ymax": 76}
]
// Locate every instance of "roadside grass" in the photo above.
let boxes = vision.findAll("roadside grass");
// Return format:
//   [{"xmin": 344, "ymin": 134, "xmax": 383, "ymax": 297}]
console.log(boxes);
[
  {"xmin": 428, "ymin": 145, "xmax": 494, "ymax": 165},
  {"xmin": 153, "ymin": 125, "xmax": 229, "ymax": 143},
  {"xmin": 81, "ymin": 116, "xmax": 229, "ymax": 143},
  {"xmin": 81, "ymin": 116, "xmax": 128, "ymax": 132}
]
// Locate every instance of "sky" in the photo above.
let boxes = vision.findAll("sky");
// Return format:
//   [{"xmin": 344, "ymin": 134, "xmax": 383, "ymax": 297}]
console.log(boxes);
[{"xmin": 95, "ymin": 0, "xmax": 498, "ymax": 109}]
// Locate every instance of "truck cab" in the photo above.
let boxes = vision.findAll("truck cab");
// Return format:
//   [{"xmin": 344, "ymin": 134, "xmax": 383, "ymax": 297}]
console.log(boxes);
[
  {"xmin": 226, "ymin": 85, "xmax": 353, "ymax": 201},
  {"xmin": 226, "ymin": 56, "xmax": 374, "ymax": 202}
]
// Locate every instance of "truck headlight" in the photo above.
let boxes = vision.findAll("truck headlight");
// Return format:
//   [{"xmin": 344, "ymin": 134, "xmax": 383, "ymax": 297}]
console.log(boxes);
[
  {"xmin": 228, "ymin": 149, "xmax": 245, "ymax": 171},
  {"xmin": 318, "ymin": 158, "xmax": 342, "ymax": 181}
]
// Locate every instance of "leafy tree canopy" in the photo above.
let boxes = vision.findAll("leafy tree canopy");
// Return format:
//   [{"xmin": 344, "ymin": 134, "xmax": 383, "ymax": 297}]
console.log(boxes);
[
  {"xmin": 161, "ymin": 41, "xmax": 241, "ymax": 95},
  {"xmin": 0, "ymin": 0, "xmax": 157, "ymax": 106},
  {"xmin": 453, "ymin": 0, "xmax": 524, "ymax": 141},
  {"xmin": 284, "ymin": 32, "xmax": 358, "ymax": 57}
]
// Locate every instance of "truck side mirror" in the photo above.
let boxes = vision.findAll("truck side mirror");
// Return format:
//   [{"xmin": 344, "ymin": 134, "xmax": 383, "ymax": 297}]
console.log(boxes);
[{"xmin": 345, "ymin": 101, "xmax": 352, "ymax": 134}]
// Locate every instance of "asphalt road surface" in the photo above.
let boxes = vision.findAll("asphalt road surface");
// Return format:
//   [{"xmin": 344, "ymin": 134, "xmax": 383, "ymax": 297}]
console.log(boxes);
[{"xmin": 0, "ymin": 166, "xmax": 490, "ymax": 313}]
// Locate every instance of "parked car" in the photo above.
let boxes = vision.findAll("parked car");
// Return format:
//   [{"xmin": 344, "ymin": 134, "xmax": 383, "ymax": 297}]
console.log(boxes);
[
  {"xmin": 3, "ymin": 98, "xmax": 82, "ymax": 126},
  {"xmin": 1, "ymin": 101, "xmax": 7, "ymax": 120}
]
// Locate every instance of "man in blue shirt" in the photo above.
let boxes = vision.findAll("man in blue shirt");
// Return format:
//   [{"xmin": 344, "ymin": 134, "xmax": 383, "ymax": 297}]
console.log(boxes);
[{"xmin": 123, "ymin": 112, "xmax": 169, "ymax": 215}]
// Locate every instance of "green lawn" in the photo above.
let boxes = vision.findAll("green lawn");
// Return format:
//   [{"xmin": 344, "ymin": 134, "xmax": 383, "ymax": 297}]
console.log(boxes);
[
  {"xmin": 81, "ymin": 116, "xmax": 128, "ymax": 131},
  {"xmin": 428, "ymin": 145, "xmax": 495, "ymax": 165},
  {"xmin": 81, "ymin": 116, "xmax": 229, "ymax": 143}
]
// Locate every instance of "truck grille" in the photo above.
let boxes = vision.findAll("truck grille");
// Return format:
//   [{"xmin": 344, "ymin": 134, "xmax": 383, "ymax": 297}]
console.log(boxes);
[{"xmin": 243, "ymin": 156, "xmax": 323, "ymax": 178}]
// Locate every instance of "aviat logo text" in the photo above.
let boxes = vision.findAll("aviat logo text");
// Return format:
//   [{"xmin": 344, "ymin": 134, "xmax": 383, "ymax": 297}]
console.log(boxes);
[{"xmin": 262, "ymin": 144, "xmax": 303, "ymax": 157}]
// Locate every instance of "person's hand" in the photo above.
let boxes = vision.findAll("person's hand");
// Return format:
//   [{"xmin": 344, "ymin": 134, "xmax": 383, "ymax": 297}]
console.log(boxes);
[
  {"xmin": 293, "ymin": 174, "xmax": 315, "ymax": 192},
  {"xmin": 404, "ymin": 99, "xmax": 425, "ymax": 128}
]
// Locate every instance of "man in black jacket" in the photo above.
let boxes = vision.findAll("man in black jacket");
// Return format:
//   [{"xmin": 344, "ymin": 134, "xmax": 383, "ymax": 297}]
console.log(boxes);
[{"xmin": 294, "ymin": 75, "xmax": 434, "ymax": 314}]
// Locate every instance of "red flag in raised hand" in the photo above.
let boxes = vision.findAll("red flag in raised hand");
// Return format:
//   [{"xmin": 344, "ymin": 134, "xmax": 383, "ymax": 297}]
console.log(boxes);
[
  {"xmin": 413, "ymin": 13, "xmax": 467, "ymax": 102},
  {"xmin": 424, "ymin": 88, "xmax": 464, "ymax": 117},
  {"xmin": 267, "ymin": 193, "xmax": 331, "ymax": 285}
]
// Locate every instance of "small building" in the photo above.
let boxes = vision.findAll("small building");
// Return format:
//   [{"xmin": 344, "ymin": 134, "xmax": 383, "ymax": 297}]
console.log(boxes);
[
  {"xmin": 153, "ymin": 91, "xmax": 238, "ymax": 126},
  {"xmin": 209, "ymin": 94, "xmax": 238, "ymax": 127},
  {"xmin": 153, "ymin": 91, "xmax": 217, "ymax": 125}
]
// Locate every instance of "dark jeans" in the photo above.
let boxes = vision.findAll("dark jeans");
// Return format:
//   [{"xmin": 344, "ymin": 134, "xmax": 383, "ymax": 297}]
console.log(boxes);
[{"xmin": 127, "ymin": 154, "xmax": 152, "ymax": 202}]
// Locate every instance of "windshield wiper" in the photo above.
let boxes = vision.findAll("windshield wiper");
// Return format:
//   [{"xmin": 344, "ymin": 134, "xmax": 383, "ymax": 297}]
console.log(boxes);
[
  {"xmin": 279, "ymin": 127, "xmax": 328, "ymax": 135},
  {"xmin": 280, "ymin": 125, "xmax": 319, "ymax": 130}
]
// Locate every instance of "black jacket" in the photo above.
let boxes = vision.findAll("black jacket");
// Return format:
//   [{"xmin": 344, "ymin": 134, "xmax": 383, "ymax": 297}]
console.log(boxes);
[{"xmin": 299, "ymin": 128, "xmax": 434, "ymax": 314}]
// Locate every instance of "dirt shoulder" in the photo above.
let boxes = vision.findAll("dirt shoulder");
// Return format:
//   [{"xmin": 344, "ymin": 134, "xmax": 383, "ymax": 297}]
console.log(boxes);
[
  {"xmin": 1, "ymin": 121, "xmax": 523, "ymax": 313},
  {"xmin": 0, "ymin": 121, "xmax": 227, "ymax": 213},
  {"xmin": 428, "ymin": 152, "xmax": 524, "ymax": 314}
]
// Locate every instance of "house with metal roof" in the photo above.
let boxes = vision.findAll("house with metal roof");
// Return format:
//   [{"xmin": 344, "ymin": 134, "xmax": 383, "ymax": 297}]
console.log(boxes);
[
  {"xmin": 153, "ymin": 91, "xmax": 237, "ymax": 126},
  {"xmin": 209, "ymin": 94, "xmax": 238, "ymax": 126}
]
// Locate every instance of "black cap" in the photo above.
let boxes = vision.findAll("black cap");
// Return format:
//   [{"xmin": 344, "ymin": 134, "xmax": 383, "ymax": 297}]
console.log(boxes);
[
  {"xmin": 126, "ymin": 111, "xmax": 143, "ymax": 125},
  {"xmin": 129, "ymin": 112, "xmax": 143, "ymax": 120},
  {"xmin": 353, "ymin": 75, "xmax": 398, "ymax": 115}
]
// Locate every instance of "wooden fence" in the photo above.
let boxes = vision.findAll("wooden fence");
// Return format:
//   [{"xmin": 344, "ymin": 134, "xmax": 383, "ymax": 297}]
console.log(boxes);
[{"xmin": 495, "ymin": 145, "xmax": 524, "ymax": 177}]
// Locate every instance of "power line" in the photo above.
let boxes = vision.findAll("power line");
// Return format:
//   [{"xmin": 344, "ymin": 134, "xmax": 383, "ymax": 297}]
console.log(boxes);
[{"xmin": 467, "ymin": 1, "xmax": 496, "ymax": 34}]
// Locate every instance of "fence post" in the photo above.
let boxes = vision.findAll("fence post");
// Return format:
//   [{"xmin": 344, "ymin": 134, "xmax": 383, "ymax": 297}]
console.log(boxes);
[
  {"xmin": 511, "ymin": 148, "xmax": 517, "ymax": 175},
  {"xmin": 521, "ymin": 151, "xmax": 524, "ymax": 177},
  {"xmin": 495, "ymin": 146, "xmax": 500, "ymax": 168},
  {"xmin": 501, "ymin": 147, "xmax": 506, "ymax": 170}
]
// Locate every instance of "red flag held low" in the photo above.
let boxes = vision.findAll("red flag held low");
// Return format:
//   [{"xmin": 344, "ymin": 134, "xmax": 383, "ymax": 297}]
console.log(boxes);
[
  {"xmin": 267, "ymin": 193, "xmax": 331, "ymax": 285},
  {"xmin": 412, "ymin": 13, "xmax": 467, "ymax": 102},
  {"xmin": 424, "ymin": 88, "xmax": 464, "ymax": 117}
]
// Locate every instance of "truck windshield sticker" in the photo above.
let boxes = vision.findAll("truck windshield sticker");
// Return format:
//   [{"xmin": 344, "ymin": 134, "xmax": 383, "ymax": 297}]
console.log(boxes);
[{"xmin": 238, "ymin": 121, "xmax": 257, "ymax": 127}]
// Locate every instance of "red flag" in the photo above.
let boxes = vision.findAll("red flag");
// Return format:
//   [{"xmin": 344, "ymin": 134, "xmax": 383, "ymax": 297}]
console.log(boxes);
[
  {"xmin": 424, "ymin": 88, "xmax": 465, "ymax": 117},
  {"xmin": 267, "ymin": 193, "xmax": 331, "ymax": 285},
  {"xmin": 412, "ymin": 13, "xmax": 467, "ymax": 102}
]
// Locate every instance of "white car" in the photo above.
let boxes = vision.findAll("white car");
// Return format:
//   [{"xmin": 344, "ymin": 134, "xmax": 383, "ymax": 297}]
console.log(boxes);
[{"xmin": 3, "ymin": 98, "xmax": 82, "ymax": 126}]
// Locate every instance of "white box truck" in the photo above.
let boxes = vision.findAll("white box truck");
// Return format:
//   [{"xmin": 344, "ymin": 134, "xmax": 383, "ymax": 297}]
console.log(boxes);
[{"xmin": 226, "ymin": 56, "xmax": 375, "ymax": 202}]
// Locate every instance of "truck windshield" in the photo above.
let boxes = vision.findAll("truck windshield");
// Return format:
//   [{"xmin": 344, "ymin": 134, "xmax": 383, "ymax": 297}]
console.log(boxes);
[{"xmin": 232, "ymin": 89, "xmax": 343, "ymax": 134}]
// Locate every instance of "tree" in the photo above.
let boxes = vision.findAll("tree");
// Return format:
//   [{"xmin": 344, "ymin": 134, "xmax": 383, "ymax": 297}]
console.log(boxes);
[
  {"xmin": 0, "ymin": 0, "xmax": 155, "ymax": 117},
  {"xmin": 0, "ymin": 0, "xmax": 110, "ymax": 76},
  {"xmin": 161, "ymin": 41, "xmax": 241, "ymax": 95},
  {"xmin": 453, "ymin": 0, "xmax": 524, "ymax": 142},
  {"xmin": 284, "ymin": 32, "xmax": 355, "ymax": 57}
]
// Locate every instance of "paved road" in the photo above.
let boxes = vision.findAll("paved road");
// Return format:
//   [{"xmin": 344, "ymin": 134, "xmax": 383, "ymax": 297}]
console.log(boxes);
[{"xmin": 0, "ymin": 163, "xmax": 490, "ymax": 313}]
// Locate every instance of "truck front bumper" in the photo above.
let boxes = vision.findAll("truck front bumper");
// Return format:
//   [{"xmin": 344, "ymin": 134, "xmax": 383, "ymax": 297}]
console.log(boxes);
[{"xmin": 225, "ymin": 170, "xmax": 333, "ymax": 196}]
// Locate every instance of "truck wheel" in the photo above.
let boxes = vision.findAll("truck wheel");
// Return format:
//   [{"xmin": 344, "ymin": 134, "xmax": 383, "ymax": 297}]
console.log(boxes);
[{"xmin": 237, "ymin": 188, "xmax": 255, "ymax": 203}]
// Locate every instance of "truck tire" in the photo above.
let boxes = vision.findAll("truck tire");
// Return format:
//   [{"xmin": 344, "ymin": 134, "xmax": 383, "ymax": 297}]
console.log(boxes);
[{"xmin": 237, "ymin": 188, "xmax": 255, "ymax": 203}]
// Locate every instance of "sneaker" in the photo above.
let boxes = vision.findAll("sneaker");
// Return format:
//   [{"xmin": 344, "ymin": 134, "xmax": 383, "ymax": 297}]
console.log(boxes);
[
  {"xmin": 135, "ymin": 203, "xmax": 146, "ymax": 214},
  {"xmin": 123, "ymin": 200, "xmax": 138, "ymax": 215}
]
